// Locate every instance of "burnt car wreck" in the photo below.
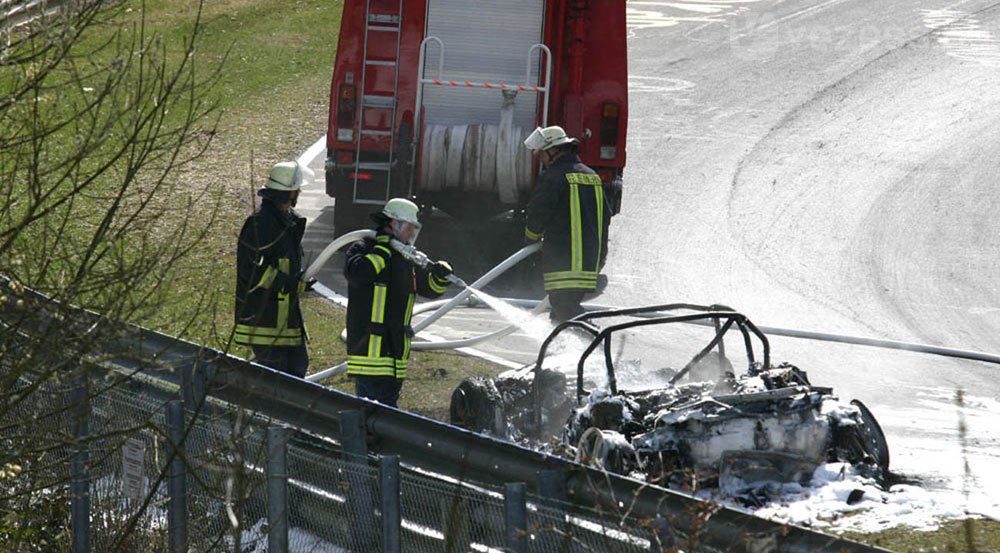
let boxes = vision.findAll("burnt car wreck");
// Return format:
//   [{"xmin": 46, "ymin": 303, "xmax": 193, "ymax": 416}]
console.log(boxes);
[{"xmin": 450, "ymin": 304, "xmax": 891, "ymax": 499}]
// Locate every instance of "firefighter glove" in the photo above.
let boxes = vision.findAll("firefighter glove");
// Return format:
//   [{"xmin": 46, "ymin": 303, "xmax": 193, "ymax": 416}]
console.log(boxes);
[
  {"xmin": 274, "ymin": 270, "xmax": 293, "ymax": 294},
  {"xmin": 429, "ymin": 260, "xmax": 453, "ymax": 279},
  {"xmin": 298, "ymin": 271, "xmax": 317, "ymax": 292}
]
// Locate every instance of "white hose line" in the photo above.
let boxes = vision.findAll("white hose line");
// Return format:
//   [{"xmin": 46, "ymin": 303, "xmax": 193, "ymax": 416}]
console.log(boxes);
[
  {"xmin": 411, "ymin": 296, "xmax": 550, "ymax": 350},
  {"xmin": 303, "ymin": 229, "xmax": 375, "ymax": 281},
  {"xmin": 308, "ymin": 362, "xmax": 347, "ymax": 382},
  {"xmin": 311, "ymin": 296, "xmax": 549, "ymax": 382},
  {"xmin": 412, "ymin": 242, "xmax": 542, "ymax": 333},
  {"xmin": 305, "ymin": 239, "xmax": 543, "ymax": 382},
  {"xmin": 346, "ymin": 243, "xmax": 544, "ymax": 351},
  {"xmin": 324, "ymin": 296, "xmax": 549, "ymax": 356},
  {"xmin": 492, "ymin": 299, "xmax": 1000, "ymax": 367}
]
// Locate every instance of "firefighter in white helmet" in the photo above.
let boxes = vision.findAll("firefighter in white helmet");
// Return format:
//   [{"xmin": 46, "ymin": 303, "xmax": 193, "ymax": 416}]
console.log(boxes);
[
  {"xmin": 523, "ymin": 126, "xmax": 609, "ymax": 322},
  {"xmin": 343, "ymin": 198, "xmax": 454, "ymax": 407},
  {"xmin": 235, "ymin": 161, "xmax": 315, "ymax": 377}
]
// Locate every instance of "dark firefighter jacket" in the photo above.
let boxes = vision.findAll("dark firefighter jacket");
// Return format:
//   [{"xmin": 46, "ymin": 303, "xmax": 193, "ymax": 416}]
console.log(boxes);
[
  {"xmin": 235, "ymin": 200, "xmax": 307, "ymax": 347},
  {"xmin": 524, "ymin": 154, "xmax": 608, "ymax": 292},
  {"xmin": 344, "ymin": 233, "xmax": 450, "ymax": 378}
]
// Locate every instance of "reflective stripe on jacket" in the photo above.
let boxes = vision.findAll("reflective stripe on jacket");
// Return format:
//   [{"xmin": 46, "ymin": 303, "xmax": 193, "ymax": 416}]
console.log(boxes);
[
  {"xmin": 234, "ymin": 200, "xmax": 307, "ymax": 346},
  {"xmin": 344, "ymin": 233, "xmax": 450, "ymax": 378},
  {"xmin": 524, "ymin": 155, "xmax": 607, "ymax": 292}
]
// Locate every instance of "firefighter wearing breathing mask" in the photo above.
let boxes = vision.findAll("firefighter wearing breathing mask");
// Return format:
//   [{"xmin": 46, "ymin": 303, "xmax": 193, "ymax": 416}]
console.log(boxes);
[{"xmin": 344, "ymin": 198, "xmax": 453, "ymax": 407}]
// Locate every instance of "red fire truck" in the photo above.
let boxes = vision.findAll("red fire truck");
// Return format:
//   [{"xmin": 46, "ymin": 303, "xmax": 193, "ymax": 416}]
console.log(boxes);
[{"xmin": 325, "ymin": 0, "xmax": 627, "ymax": 239}]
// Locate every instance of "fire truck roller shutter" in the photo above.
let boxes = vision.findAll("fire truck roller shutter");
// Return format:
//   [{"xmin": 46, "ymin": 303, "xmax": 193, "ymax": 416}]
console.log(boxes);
[
  {"xmin": 421, "ymin": 0, "xmax": 543, "ymax": 130},
  {"xmin": 418, "ymin": 0, "xmax": 543, "ymax": 207},
  {"xmin": 420, "ymin": 123, "xmax": 532, "ymax": 198}
]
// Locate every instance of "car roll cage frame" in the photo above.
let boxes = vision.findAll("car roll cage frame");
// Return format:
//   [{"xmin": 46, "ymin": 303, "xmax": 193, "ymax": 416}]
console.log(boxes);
[{"xmin": 531, "ymin": 304, "xmax": 771, "ymax": 433}]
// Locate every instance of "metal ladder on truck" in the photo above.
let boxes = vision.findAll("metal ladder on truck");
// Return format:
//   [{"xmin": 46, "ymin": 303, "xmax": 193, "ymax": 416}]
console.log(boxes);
[{"xmin": 351, "ymin": 0, "xmax": 403, "ymax": 207}]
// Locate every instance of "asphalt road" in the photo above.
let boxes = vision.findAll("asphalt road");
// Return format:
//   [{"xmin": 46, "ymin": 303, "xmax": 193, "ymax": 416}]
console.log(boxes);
[
  {"xmin": 614, "ymin": 0, "xmax": 1000, "ymax": 511},
  {"xmin": 298, "ymin": 0, "xmax": 1000, "ymax": 517}
]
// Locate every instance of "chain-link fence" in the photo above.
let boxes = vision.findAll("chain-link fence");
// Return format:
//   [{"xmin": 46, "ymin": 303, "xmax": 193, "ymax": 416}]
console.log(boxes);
[{"xmin": 0, "ymin": 360, "xmax": 668, "ymax": 552}]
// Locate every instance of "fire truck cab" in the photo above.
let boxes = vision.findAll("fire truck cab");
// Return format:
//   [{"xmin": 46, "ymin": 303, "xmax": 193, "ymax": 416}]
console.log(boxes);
[{"xmin": 325, "ymin": 0, "xmax": 627, "ymax": 239}]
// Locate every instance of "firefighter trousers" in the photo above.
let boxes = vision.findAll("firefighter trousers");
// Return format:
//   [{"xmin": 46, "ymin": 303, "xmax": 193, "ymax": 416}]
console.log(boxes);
[
  {"xmin": 252, "ymin": 343, "xmax": 308, "ymax": 378},
  {"xmin": 354, "ymin": 375, "xmax": 404, "ymax": 407},
  {"xmin": 549, "ymin": 290, "xmax": 586, "ymax": 323}
]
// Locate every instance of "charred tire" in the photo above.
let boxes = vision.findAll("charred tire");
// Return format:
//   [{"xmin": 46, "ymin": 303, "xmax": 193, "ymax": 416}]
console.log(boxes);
[
  {"xmin": 449, "ymin": 377, "xmax": 501, "ymax": 434},
  {"xmin": 850, "ymin": 399, "xmax": 890, "ymax": 470},
  {"xmin": 533, "ymin": 369, "xmax": 573, "ymax": 437},
  {"xmin": 576, "ymin": 427, "xmax": 636, "ymax": 475}
]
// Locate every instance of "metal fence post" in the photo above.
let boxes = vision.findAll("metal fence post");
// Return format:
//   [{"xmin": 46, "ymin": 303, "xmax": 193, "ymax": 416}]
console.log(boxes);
[
  {"xmin": 340, "ymin": 410, "xmax": 367, "ymax": 460},
  {"xmin": 441, "ymin": 493, "xmax": 471, "ymax": 553},
  {"xmin": 504, "ymin": 482, "xmax": 528, "ymax": 553},
  {"xmin": 70, "ymin": 371, "xmax": 90, "ymax": 553},
  {"xmin": 536, "ymin": 470, "xmax": 582, "ymax": 552},
  {"xmin": 341, "ymin": 410, "xmax": 377, "ymax": 551},
  {"xmin": 380, "ymin": 455, "xmax": 401, "ymax": 553},
  {"xmin": 537, "ymin": 470, "xmax": 567, "ymax": 502},
  {"xmin": 649, "ymin": 516, "xmax": 678, "ymax": 552},
  {"xmin": 180, "ymin": 358, "xmax": 207, "ymax": 415},
  {"xmin": 267, "ymin": 427, "xmax": 291, "ymax": 553},
  {"xmin": 166, "ymin": 400, "xmax": 188, "ymax": 553}
]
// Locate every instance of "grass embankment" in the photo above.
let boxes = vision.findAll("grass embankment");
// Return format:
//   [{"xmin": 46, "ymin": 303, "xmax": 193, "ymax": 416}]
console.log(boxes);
[
  {"xmin": 77, "ymin": 3, "xmax": 999, "ymax": 551},
  {"xmin": 840, "ymin": 519, "xmax": 1000, "ymax": 552}
]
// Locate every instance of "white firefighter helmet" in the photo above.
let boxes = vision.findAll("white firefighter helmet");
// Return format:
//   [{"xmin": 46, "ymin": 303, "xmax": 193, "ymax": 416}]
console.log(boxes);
[
  {"xmin": 265, "ymin": 161, "xmax": 314, "ymax": 191},
  {"xmin": 523, "ymin": 125, "xmax": 580, "ymax": 152},
  {"xmin": 380, "ymin": 197, "xmax": 422, "ymax": 229}
]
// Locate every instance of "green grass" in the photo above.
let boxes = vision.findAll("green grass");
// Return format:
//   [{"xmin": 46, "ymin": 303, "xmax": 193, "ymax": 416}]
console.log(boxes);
[
  {"xmin": 111, "ymin": 0, "xmax": 345, "ymax": 343},
  {"xmin": 840, "ymin": 519, "xmax": 1000, "ymax": 552}
]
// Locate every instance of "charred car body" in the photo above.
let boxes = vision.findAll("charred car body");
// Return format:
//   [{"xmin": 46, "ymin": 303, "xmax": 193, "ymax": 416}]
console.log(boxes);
[{"xmin": 450, "ymin": 304, "xmax": 890, "ymax": 496}]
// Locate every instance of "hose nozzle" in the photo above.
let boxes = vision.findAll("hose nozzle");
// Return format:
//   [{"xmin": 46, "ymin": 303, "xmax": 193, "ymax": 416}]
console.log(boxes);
[
  {"xmin": 389, "ymin": 239, "xmax": 431, "ymax": 268},
  {"xmin": 389, "ymin": 239, "xmax": 468, "ymax": 287}
]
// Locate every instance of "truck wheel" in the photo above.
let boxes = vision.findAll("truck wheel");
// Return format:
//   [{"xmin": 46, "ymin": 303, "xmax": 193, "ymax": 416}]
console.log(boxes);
[{"xmin": 450, "ymin": 377, "xmax": 501, "ymax": 434}]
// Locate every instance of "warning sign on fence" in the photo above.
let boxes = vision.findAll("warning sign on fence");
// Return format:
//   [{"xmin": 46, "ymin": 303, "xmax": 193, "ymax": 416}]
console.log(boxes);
[{"xmin": 121, "ymin": 437, "xmax": 146, "ymax": 505}]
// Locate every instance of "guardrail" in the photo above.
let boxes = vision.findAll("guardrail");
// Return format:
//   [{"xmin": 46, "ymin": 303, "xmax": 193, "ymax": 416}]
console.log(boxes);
[
  {"xmin": 1, "ymin": 0, "xmax": 64, "ymax": 29},
  {"xmin": 0, "ymin": 276, "xmax": 890, "ymax": 552}
]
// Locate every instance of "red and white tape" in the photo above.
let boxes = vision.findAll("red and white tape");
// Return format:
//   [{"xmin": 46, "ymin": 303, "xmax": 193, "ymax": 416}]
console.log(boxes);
[{"xmin": 428, "ymin": 79, "xmax": 544, "ymax": 92}]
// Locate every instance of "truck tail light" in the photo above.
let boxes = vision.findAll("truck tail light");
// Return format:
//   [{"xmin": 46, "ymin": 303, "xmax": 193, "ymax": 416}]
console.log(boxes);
[
  {"xmin": 599, "ymin": 102, "xmax": 620, "ymax": 160},
  {"xmin": 336, "ymin": 81, "xmax": 356, "ymax": 141}
]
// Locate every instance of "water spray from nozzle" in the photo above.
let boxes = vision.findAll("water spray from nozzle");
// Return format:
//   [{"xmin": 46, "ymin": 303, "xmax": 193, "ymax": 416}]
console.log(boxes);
[{"xmin": 389, "ymin": 239, "xmax": 469, "ymax": 287}]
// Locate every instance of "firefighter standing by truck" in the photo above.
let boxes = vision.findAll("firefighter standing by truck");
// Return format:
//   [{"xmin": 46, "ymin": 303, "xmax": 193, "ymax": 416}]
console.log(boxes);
[
  {"xmin": 235, "ymin": 161, "xmax": 313, "ymax": 377},
  {"xmin": 523, "ymin": 126, "xmax": 608, "ymax": 322},
  {"xmin": 344, "ymin": 198, "xmax": 454, "ymax": 407}
]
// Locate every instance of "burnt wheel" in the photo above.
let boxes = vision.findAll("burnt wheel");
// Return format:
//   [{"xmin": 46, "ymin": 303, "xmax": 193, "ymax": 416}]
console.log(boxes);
[
  {"xmin": 449, "ymin": 377, "xmax": 501, "ymax": 434},
  {"xmin": 850, "ymin": 399, "xmax": 890, "ymax": 470}
]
